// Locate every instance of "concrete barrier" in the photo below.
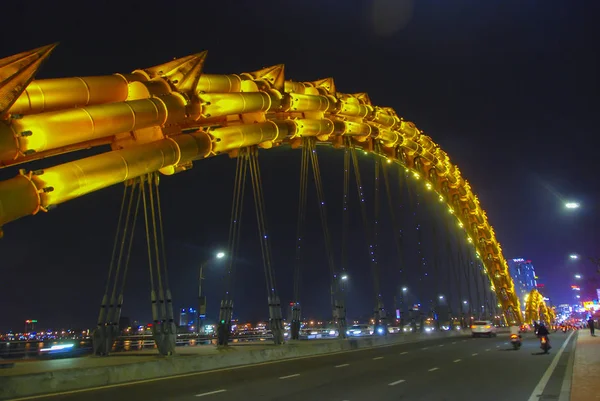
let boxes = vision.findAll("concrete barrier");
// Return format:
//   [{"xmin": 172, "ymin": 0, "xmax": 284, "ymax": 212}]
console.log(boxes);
[{"xmin": 0, "ymin": 331, "xmax": 468, "ymax": 399}]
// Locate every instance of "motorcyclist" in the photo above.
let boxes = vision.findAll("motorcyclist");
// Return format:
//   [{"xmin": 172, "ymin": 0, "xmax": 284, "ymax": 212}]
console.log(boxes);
[
  {"xmin": 510, "ymin": 325, "xmax": 521, "ymax": 337},
  {"xmin": 537, "ymin": 322, "xmax": 551, "ymax": 350},
  {"xmin": 537, "ymin": 322, "xmax": 549, "ymax": 337}
]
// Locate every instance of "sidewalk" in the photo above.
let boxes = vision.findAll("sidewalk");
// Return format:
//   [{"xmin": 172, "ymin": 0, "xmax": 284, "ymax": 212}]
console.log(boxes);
[{"xmin": 570, "ymin": 329, "xmax": 600, "ymax": 401}]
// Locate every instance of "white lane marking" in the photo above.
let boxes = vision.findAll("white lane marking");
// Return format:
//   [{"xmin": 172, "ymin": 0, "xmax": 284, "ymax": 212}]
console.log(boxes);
[
  {"xmin": 496, "ymin": 345, "xmax": 500, "ymax": 348},
  {"xmin": 462, "ymin": 340, "xmax": 467, "ymax": 342},
  {"xmin": 373, "ymin": 356, "xmax": 384, "ymax": 360},
  {"xmin": 421, "ymin": 347, "xmax": 429, "ymax": 350},
  {"xmin": 452, "ymin": 341, "xmax": 457, "ymax": 344},
  {"xmin": 428, "ymin": 367, "xmax": 440, "ymax": 372},
  {"xmin": 196, "ymin": 390, "xmax": 226, "ymax": 397},
  {"xmin": 279, "ymin": 373, "xmax": 300, "ymax": 380},
  {"xmin": 389, "ymin": 379, "xmax": 406, "ymax": 386},
  {"xmin": 335, "ymin": 363, "xmax": 350, "ymax": 368},
  {"xmin": 485, "ymin": 348, "xmax": 491, "ymax": 351},
  {"xmin": 527, "ymin": 330, "xmax": 576, "ymax": 401},
  {"xmin": 400, "ymin": 351, "xmax": 408, "ymax": 355},
  {"xmin": 438, "ymin": 344, "xmax": 444, "ymax": 347},
  {"xmin": 453, "ymin": 359, "xmax": 462, "ymax": 363},
  {"xmin": 471, "ymin": 353, "xmax": 478, "ymax": 356}
]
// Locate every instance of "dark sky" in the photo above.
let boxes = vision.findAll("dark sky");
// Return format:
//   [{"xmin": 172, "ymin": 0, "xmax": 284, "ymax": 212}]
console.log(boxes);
[{"xmin": 0, "ymin": 0, "xmax": 598, "ymax": 331}]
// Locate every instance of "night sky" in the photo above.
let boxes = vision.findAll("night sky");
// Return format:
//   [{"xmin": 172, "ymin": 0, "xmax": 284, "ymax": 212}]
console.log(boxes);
[{"xmin": 0, "ymin": 0, "xmax": 598, "ymax": 331}]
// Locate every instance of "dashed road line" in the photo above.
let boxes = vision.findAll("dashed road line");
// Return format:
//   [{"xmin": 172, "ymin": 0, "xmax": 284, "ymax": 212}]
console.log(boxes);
[
  {"xmin": 428, "ymin": 367, "xmax": 440, "ymax": 372},
  {"xmin": 279, "ymin": 374, "xmax": 300, "ymax": 380},
  {"xmin": 471, "ymin": 353, "xmax": 478, "ymax": 356},
  {"xmin": 485, "ymin": 348, "xmax": 491, "ymax": 351},
  {"xmin": 196, "ymin": 390, "xmax": 227, "ymax": 397},
  {"xmin": 438, "ymin": 344, "xmax": 444, "ymax": 347},
  {"xmin": 373, "ymin": 356, "xmax": 384, "ymax": 360},
  {"xmin": 452, "ymin": 341, "xmax": 457, "ymax": 344},
  {"xmin": 453, "ymin": 359, "xmax": 462, "ymax": 363},
  {"xmin": 421, "ymin": 347, "xmax": 429, "ymax": 350},
  {"xmin": 400, "ymin": 351, "xmax": 408, "ymax": 355},
  {"xmin": 389, "ymin": 379, "xmax": 406, "ymax": 386},
  {"xmin": 335, "ymin": 363, "xmax": 350, "ymax": 368}
]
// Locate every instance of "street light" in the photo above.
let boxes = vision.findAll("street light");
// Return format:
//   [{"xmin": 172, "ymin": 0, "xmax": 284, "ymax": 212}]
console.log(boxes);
[
  {"xmin": 402, "ymin": 287, "xmax": 408, "ymax": 292},
  {"xmin": 565, "ymin": 202, "xmax": 580, "ymax": 209},
  {"xmin": 340, "ymin": 274, "xmax": 348, "ymax": 281},
  {"xmin": 575, "ymin": 274, "xmax": 582, "ymax": 279},
  {"xmin": 570, "ymin": 254, "xmax": 579, "ymax": 260},
  {"xmin": 198, "ymin": 251, "xmax": 226, "ymax": 335}
]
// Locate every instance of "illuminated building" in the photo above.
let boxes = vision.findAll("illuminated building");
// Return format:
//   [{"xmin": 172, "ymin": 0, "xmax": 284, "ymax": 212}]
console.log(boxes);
[
  {"xmin": 508, "ymin": 258, "xmax": 537, "ymax": 301},
  {"xmin": 179, "ymin": 308, "xmax": 197, "ymax": 328}
]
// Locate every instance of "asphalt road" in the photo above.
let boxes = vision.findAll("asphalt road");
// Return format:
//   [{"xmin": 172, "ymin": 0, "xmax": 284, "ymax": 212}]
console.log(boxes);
[{"xmin": 21, "ymin": 331, "xmax": 576, "ymax": 401}]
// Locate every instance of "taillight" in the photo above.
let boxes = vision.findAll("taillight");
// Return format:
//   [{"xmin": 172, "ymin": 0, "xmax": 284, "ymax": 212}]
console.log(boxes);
[
  {"xmin": 541, "ymin": 337, "xmax": 547, "ymax": 343},
  {"xmin": 510, "ymin": 334, "xmax": 518, "ymax": 339},
  {"xmin": 471, "ymin": 325, "xmax": 476, "ymax": 329}
]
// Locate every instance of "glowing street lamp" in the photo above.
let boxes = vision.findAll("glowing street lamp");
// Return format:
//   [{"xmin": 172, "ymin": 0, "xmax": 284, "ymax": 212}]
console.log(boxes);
[
  {"xmin": 569, "ymin": 254, "xmax": 579, "ymax": 260},
  {"xmin": 198, "ymin": 251, "xmax": 226, "ymax": 334},
  {"xmin": 565, "ymin": 202, "xmax": 580, "ymax": 209},
  {"xmin": 340, "ymin": 274, "xmax": 348, "ymax": 281},
  {"xmin": 575, "ymin": 274, "xmax": 582, "ymax": 279}
]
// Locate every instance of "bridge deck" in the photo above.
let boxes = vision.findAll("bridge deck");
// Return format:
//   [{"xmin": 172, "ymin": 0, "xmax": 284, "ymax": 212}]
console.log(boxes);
[{"xmin": 0, "ymin": 338, "xmax": 338, "ymax": 377}]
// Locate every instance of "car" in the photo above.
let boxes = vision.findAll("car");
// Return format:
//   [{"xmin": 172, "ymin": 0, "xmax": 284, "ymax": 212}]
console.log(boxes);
[
  {"xmin": 346, "ymin": 324, "xmax": 373, "ymax": 337},
  {"xmin": 471, "ymin": 320, "xmax": 497, "ymax": 337}
]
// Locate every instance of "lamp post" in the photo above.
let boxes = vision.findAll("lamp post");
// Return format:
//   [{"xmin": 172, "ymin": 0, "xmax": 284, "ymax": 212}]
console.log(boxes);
[{"xmin": 198, "ymin": 251, "xmax": 225, "ymax": 336}]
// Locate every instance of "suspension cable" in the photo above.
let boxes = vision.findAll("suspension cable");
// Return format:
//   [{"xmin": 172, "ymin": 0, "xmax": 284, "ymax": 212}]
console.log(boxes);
[
  {"xmin": 373, "ymin": 152, "xmax": 381, "ymax": 281},
  {"xmin": 224, "ymin": 148, "xmax": 248, "ymax": 299},
  {"xmin": 248, "ymin": 146, "xmax": 277, "ymax": 296},
  {"xmin": 347, "ymin": 138, "xmax": 382, "ymax": 306},
  {"xmin": 466, "ymin": 251, "xmax": 481, "ymax": 319},
  {"xmin": 341, "ymin": 139, "xmax": 350, "ymax": 276},
  {"xmin": 307, "ymin": 138, "xmax": 338, "ymax": 296},
  {"xmin": 378, "ymin": 146, "xmax": 405, "ymax": 296},
  {"xmin": 140, "ymin": 175, "xmax": 157, "ymax": 323},
  {"xmin": 147, "ymin": 173, "xmax": 167, "ymax": 321},
  {"xmin": 458, "ymin": 245, "xmax": 474, "ymax": 318},
  {"xmin": 293, "ymin": 139, "xmax": 310, "ymax": 303},
  {"xmin": 478, "ymin": 261, "xmax": 488, "ymax": 318},
  {"xmin": 103, "ymin": 184, "xmax": 129, "ymax": 299},
  {"xmin": 404, "ymin": 170, "xmax": 427, "ymax": 306},
  {"xmin": 154, "ymin": 173, "xmax": 170, "ymax": 291},
  {"xmin": 108, "ymin": 182, "xmax": 137, "ymax": 314},
  {"xmin": 118, "ymin": 179, "xmax": 142, "ymax": 297},
  {"xmin": 443, "ymin": 215, "xmax": 458, "ymax": 318},
  {"xmin": 431, "ymin": 219, "xmax": 442, "ymax": 314}
]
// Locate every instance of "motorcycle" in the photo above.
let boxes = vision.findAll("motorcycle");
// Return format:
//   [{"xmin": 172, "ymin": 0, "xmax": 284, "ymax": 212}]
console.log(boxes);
[
  {"xmin": 510, "ymin": 334, "xmax": 521, "ymax": 350},
  {"xmin": 539, "ymin": 335, "xmax": 550, "ymax": 353}
]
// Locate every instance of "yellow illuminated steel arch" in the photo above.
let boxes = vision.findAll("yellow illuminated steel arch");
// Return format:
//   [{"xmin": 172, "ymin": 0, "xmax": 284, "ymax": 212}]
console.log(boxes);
[
  {"xmin": 0, "ymin": 44, "xmax": 522, "ymax": 324},
  {"xmin": 524, "ymin": 289, "xmax": 555, "ymax": 324}
]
